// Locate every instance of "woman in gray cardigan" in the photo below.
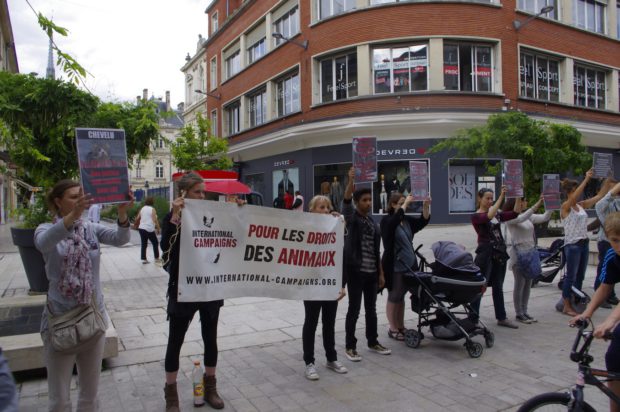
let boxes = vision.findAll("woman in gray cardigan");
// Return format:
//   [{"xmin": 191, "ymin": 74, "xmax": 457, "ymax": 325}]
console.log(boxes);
[
  {"xmin": 35, "ymin": 180, "xmax": 132, "ymax": 412},
  {"xmin": 504, "ymin": 195, "xmax": 551, "ymax": 324}
]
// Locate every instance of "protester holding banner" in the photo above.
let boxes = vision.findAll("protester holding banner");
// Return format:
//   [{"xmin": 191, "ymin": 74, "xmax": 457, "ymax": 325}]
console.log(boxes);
[
  {"xmin": 504, "ymin": 195, "xmax": 551, "ymax": 324},
  {"xmin": 35, "ymin": 180, "xmax": 132, "ymax": 412},
  {"xmin": 135, "ymin": 197, "xmax": 161, "ymax": 264},
  {"xmin": 160, "ymin": 172, "xmax": 224, "ymax": 411},
  {"xmin": 560, "ymin": 169, "xmax": 605, "ymax": 316},
  {"xmin": 594, "ymin": 180, "xmax": 620, "ymax": 307},
  {"xmin": 301, "ymin": 195, "xmax": 348, "ymax": 380},
  {"xmin": 470, "ymin": 186, "xmax": 519, "ymax": 328},
  {"xmin": 342, "ymin": 167, "xmax": 392, "ymax": 361},
  {"xmin": 380, "ymin": 193, "xmax": 430, "ymax": 340}
]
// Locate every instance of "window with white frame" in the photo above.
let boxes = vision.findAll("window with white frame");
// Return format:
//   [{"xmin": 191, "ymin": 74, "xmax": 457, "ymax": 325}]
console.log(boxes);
[
  {"xmin": 273, "ymin": 6, "xmax": 299, "ymax": 45},
  {"xmin": 574, "ymin": 64, "xmax": 606, "ymax": 109},
  {"xmin": 210, "ymin": 57, "xmax": 217, "ymax": 90},
  {"xmin": 517, "ymin": 0, "xmax": 557, "ymax": 19},
  {"xmin": 198, "ymin": 65, "xmax": 205, "ymax": 93},
  {"xmin": 247, "ymin": 88, "xmax": 267, "ymax": 127},
  {"xmin": 211, "ymin": 12, "xmax": 219, "ymax": 34},
  {"xmin": 225, "ymin": 50, "xmax": 241, "ymax": 79},
  {"xmin": 155, "ymin": 160, "xmax": 164, "ymax": 179},
  {"xmin": 276, "ymin": 71, "xmax": 300, "ymax": 117},
  {"xmin": 519, "ymin": 50, "xmax": 560, "ymax": 102},
  {"xmin": 443, "ymin": 43, "xmax": 493, "ymax": 92},
  {"xmin": 573, "ymin": 0, "xmax": 606, "ymax": 33},
  {"xmin": 320, "ymin": 51, "xmax": 358, "ymax": 102},
  {"xmin": 226, "ymin": 101, "xmax": 241, "ymax": 135},
  {"xmin": 211, "ymin": 110, "xmax": 218, "ymax": 136},
  {"xmin": 158, "ymin": 137, "xmax": 165, "ymax": 149},
  {"xmin": 248, "ymin": 38, "xmax": 266, "ymax": 64},
  {"xmin": 319, "ymin": 0, "xmax": 355, "ymax": 19},
  {"xmin": 373, "ymin": 44, "xmax": 429, "ymax": 94}
]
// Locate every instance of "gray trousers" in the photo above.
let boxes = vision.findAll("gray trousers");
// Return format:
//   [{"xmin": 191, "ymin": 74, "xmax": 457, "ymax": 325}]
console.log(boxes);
[
  {"xmin": 512, "ymin": 266, "xmax": 532, "ymax": 317},
  {"xmin": 43, "ymin": 332, "xmax": 106, "ymax": 412}
]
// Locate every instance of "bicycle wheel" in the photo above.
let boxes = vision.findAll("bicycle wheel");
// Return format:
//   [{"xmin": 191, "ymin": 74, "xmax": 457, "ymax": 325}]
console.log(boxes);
[{"xmin": 517, "ymin": 392, "xmax": 596, "ymax": 412}]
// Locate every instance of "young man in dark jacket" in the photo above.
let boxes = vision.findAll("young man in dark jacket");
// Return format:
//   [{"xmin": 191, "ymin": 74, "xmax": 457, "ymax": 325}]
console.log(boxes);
[{"xmin": 341, "ymin": 167, "xmax": 391, "ymax": 361}]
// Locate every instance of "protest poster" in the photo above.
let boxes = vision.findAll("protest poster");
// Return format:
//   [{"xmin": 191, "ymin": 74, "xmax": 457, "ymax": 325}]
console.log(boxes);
[
  {"xmin": 542, "ymin": 173, "xmax": 561, "ymax": 211},
  {"xmin": 178, "ymin": 200, "xmax": 344, "ymax": 302},
  {"xmin": 592, "ymin": 152, "xmax": 614, "ymax": 179},
  {"xmin": 75, "ymin": 128, "xmax": 130, "ymax": 204},
  {"xmin": 352, "ymin": 137, "xmax": 377, "ymax": 183},
  {"xmin": 409, "ymin": 161, "xmax": 430, "ymax": 201},
  {"xmin": 502, "ymin": 159, "xmax": 524, "ymax": 198}
]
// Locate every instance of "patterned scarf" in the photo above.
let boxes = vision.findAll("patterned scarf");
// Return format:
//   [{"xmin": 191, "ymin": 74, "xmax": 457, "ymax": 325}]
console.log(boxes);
[{"xmin": 54, "ymin": 216, "xmax": 94, "ymax": 304}]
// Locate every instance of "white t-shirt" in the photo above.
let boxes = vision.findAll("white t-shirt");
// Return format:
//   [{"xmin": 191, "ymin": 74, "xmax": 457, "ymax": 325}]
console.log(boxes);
[
  {"xmin": 138, "ymin": 205, "xmax": 156, "ymax": 232},
  {"xmin": 562, "ymin": 205, "xmax": 588, "ymax": 245}
]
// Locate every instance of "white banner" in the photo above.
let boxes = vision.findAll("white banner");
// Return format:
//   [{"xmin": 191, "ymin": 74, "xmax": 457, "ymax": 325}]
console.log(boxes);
[{"xmin": 178, "ymin": 200, "xmax": 344, "ymax": 302}]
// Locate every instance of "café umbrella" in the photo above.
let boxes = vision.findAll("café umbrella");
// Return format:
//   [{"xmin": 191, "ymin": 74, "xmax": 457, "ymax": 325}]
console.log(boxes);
[{"xmin": 204, "ymin": 180, "xmax": 252, "ymax": 195}]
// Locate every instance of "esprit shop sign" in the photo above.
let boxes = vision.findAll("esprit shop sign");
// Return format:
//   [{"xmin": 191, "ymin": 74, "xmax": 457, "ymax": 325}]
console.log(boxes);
[{"xmin": 376, "ymin": 147, "xmax": 426, "ymax": 157}]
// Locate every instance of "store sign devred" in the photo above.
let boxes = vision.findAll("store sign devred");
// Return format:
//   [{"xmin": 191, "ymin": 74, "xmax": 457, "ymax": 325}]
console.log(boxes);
[
  {"xmin": 376, "ymin": 147, "xmax": 426, "ymax": 157},
  {"xmin": 274, "ymin": 159, "xmax": 295, "ymax": 167}
]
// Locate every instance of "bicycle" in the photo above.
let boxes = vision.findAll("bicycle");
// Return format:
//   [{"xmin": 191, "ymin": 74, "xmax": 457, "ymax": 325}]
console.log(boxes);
[{"xmin": 517, "ymin": 319, "xmax": 620, "ymax": 411}]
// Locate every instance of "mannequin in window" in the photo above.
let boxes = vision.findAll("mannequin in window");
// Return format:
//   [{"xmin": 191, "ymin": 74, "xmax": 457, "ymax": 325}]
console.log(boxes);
[
  {"xmin": 330, "ymin": 176, "xmax": 343, "ymax": 210},
  {"xmin": 385, "ymin": 175, "xmax": 400, "ymax": 196},
  {"xmin": 380, "ymin": 174, "xmax": 388, "ymax": 213},
  {"xmin": 320, "ymin": 179, "xmax": 331, "ymax": 197}
]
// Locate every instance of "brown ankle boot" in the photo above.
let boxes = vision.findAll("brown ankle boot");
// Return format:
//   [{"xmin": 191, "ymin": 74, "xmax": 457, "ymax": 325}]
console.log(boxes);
[
  {"xmin": 203, "ymin": 374, "xmax": 224, "ymax": 409},
  {"xmin": 164, "ymin": 383, "xmax": 180, "ymax": 412}
]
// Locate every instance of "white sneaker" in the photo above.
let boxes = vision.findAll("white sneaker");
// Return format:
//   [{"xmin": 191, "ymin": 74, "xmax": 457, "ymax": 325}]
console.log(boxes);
[
  {"xmin": 304, "ymin": 363, "xmax": 319, "ymax": 380},
  {"xmin": 326, "ymin": 361, "xmax": 348, "ymax": 374},
  {"xmin": 345, "ymin": 348, "xmax": 362, "ymax": 362},
  {"xmin": 141, "ymin": 259, "xmax": 149, "ymax": 264}
]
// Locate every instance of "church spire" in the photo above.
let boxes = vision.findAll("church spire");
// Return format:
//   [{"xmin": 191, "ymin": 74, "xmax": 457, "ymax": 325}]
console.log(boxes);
[{"xmin": 46, "ymin": 32, "xmax": 55, "ymax": 80}]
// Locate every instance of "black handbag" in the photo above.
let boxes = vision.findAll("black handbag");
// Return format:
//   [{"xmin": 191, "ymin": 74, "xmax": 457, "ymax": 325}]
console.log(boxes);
[{"xmin": 489, "ymin": 222, "xmax": 509, "ymax": 264}]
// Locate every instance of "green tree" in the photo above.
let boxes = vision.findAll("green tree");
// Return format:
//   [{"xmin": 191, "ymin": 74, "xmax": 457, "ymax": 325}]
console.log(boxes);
[
  {"xmin": 170, "ymin": 113, "xmax": 233, "ymax": 171},
  {"xmin": 429, "ymin": 112, "xmax": 592, "ymax": 202},
  {"xmin": 0, "ymin": 72, "xmax": 160, "ymax": 188}
]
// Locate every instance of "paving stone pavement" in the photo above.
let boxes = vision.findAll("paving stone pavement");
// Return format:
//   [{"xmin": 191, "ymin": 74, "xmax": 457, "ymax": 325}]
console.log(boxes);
[{"xmin": 0, "ymin": 221, "xmax": 613, "ymax": 411}]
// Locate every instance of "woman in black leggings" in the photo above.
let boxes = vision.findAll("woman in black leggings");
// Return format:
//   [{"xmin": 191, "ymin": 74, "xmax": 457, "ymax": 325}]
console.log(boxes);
[{"xmin": 160, "ymin": 172, "xmax": 224, "ymax": 411}]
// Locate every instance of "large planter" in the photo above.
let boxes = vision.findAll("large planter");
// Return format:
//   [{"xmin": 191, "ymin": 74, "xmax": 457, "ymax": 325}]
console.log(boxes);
[{"xmin": 10, "ymin": 227, "xmax": 49, "ymax": 293}]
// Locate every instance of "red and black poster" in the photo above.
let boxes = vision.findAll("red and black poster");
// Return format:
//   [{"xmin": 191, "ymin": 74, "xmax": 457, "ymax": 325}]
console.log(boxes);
[
  {"xmin": 503, "ymin": 159, "xmax": 524, "ymax": 198},
  {"xmin": 409, "ymin": 161, "xmax": 430, "ymax": 201},
  {"xmin": 542, "ymin": 173, "xmax": 561, "ymax": 211},
  {"xmin": 76, "ymin": 128, "xmax": 130, "ymax": 204},
  {"xmin": 352, "ymin": 137, "xmax": 377, "ymax": 183}
]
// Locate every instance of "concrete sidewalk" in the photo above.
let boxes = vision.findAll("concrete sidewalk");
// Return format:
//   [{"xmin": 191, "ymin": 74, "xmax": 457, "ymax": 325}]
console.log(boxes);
[{"xmin": 0, "ymin": 221, "xmax": 612, "ymax": 411}]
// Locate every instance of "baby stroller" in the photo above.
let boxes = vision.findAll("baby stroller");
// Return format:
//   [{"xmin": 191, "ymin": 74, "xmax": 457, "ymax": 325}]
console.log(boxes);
[
  {"xmin": 532, "ymin": 238, "xmax": 566, "ymax": 287},
  {"xmin": 402, "ymin": 241, "xmax": 494, "ymax": 358}
]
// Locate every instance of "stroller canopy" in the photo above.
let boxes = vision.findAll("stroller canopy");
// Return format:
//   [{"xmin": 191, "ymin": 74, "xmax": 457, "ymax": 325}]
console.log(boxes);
[{"xmin": 431, "ymin": 241, "xmax": 480, "ymax": 276}]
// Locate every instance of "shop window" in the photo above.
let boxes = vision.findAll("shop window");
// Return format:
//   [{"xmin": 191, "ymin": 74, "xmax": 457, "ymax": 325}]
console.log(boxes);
[
  {"xmin": 320, "ymin": 52, "xmax": 358, "ymax": 103},
  {"xmin": 244, "ymin": 173, "xmax": 265, "ymax": 199},
  {"xmin": 226, "ymin": 101, "xmax": 241, "ymax": 136},
  {"xmin": 372, "ymin": 159, "xmax": 430, "ymax": 215},
  {"xmin": 313, "ymin": 163, "xmax": 352, "ymax": 210},
  {"xmin": 373, "ymin": 44, "xmax": 428, "ymax": 94},
  {"xmin": 573, "ymin": 0, "xmax": 606, "ymax": 33},
  {"xmin": 443, "ymin": 43, "xmax": 493, "ymax": 92},
  {"xmin": 574, "ymin": 64, "xmax": 606, "ymax": 109},
  {"xmin": 519, "ymin": 51, "xmax": 560, "ymax": 102},
  {"xmin": 318, "ymin": 0, "xmax": 355, "ymax": 20},
  {"xmin": 517, "ymin": 0, "xmax": 558, "ymax": 19},
  {"xmin": 448, "ymin": 159, "xmax": 501, "ymax": 214},
  {"xmin": 276, "ymin": 71, "xmax": 300, "ymax": 117},
  {"xmin": 247, "ymin": 88, "xmax": 267, "ymax": 127},
  {"xmin": 272, "ymin": 168, "xmax": 299, "ymax": 209},
  {"xmin": 273, "ymin": 6, "xmax": 299, "ymax": 46},
  {"xmin": 248, "ymin": 38, "xmax": 266, "ymax": 64}
]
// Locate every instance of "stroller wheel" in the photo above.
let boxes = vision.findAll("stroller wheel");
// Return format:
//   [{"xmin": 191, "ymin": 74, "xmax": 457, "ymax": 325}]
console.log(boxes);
[
  {"xmin": 465, "ymin": 341, "xmax": 483, "ymax": 358},
  {"xmin": 484, "ymin": 331, "xmax": 495, "ymax": 348},
  {"xmin": 404, "ymin": 329, "xmax": 423, "ymax": 349}
]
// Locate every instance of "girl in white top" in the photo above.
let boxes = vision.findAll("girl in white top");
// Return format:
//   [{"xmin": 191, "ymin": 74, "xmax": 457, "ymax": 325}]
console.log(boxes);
[
  {"xmin": 560, "ymin": 169, "xmax": 604, "ymax": 315},
  {"xmin": 505, "ymin": 195, "xmax": 551, "ymax": 323},
  {"xmin": 136, "ymin": 196, "xmax": 161, "ymax": 264}
]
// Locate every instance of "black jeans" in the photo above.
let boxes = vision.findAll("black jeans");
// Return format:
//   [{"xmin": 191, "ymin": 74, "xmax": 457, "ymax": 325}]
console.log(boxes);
[
  {"xmin": 302, "ymin": 300, "xmax": 338, "ymax": 365},
  {"xmin": 470, "ymin": 257, "xmax": 507, "ymax": 322},
  {"xmin": 164, "ymin": 307, "xmax": 220, "ymax": 372},
  {"xmin": 138, "ymin": 229, "xmax": 159, "ymax": 260},
  {"xmin": 345, "ymin": 271, "xmax": 378, "ymax": 350},
  {"xmin": 594, "ymin": 240, "xmax": 617, "ymax": 298}
]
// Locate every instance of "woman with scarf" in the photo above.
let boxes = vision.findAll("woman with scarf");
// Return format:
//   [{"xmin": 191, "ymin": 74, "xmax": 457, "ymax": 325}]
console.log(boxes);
[{"xmin": 35, "ymin": 180, "xmax": 132, "ymax": 411}]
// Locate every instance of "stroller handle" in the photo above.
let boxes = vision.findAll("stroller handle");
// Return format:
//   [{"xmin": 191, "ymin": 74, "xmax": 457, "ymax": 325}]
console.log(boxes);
[{"xmin": 414, "ymin": 244, "xmax": 430, "ymax": 268}]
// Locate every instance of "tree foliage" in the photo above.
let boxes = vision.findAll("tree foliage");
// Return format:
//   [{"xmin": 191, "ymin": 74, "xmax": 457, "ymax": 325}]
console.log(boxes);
[
  {"xmin": 0, "ymin": 72, "xmax": 160, "ymax": 188},
  {"xmin": 170, "ymin": 113, "xmax": 233, "ymax": 171},
  {"xmin": 429, "ymin": 112, "xmax": 592, "ymax": 201}
]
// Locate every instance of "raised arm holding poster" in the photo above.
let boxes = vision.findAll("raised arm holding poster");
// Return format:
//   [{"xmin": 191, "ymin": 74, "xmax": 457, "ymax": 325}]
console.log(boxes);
[
  {"xmin": 352, "ymin": 137, "xmax": 377, "ymax": 183},
  {"xmin": 75, "ymin": 128, "xmax": 130, "ymax": 204},
  {"xmin": 592, "ymin": 152, "xmax": 614, "ymax": 179},
  {"xmin": 409, "ymin": 161, "xmax": 430, "ymax": 201},
  {"xmin": 178, "ymin": 200, "xmax": 344, "ymax": 302},
  {"xmin": 542, "ymin": 173, "xmax": 561, "ymax": 210},
  {"xmin": 502, "ymin": 159, "xmax": 524, "ymax": 198}
]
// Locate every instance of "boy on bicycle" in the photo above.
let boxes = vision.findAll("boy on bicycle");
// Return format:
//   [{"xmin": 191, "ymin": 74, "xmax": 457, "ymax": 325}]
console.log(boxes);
[{"xmin": 572, "ymin": 211, "xmax": 620, "ymax": 411}]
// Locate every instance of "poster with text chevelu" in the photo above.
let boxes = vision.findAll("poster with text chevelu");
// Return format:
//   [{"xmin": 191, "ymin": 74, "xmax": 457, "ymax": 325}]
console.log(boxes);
[
  {"xmin": 592, "ymin": 152, "xmax": 614, "ymax": 179},
  {"xmin": 542, "ymin": 173, "xmax": 561, "ymax": 211},
  {"xmin": 75, "ymin": 128, "xmax": 130, "ymax": 205},
  {"xmin": 409, "ymin": 161, "xmax": 430, "ymax": 201},
  {"xmin": 352, "ymin": 137, "xmax": 377, "ymax": 183},
  {"xmin": 502, "ymin": 159, "xmax": 524, "ymax": 198}
]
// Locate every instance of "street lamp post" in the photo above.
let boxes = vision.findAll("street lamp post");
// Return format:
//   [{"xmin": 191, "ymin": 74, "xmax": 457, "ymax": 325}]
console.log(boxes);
[
  {"xmin": 513, "ymin": 5, "xmax": 554, "ymax": 30},
  {"xmin": 272, "ymin": 32, "xmax": 308, "ymax": 50}
]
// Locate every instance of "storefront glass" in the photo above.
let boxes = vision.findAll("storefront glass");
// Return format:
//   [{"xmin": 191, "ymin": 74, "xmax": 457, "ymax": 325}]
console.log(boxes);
[
  {"xmin": 372, "ymin": 159, "xmax": 429, "ymax": 214},
  {"xmin": 313, "ymin": 163, "xmax": 352, "ymax": 210}
]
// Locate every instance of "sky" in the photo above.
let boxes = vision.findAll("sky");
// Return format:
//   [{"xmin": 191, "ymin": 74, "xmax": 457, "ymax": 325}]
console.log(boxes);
[{"xmin": 7, "ymin": 0, "xmax": 214, "ymax": 107}]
